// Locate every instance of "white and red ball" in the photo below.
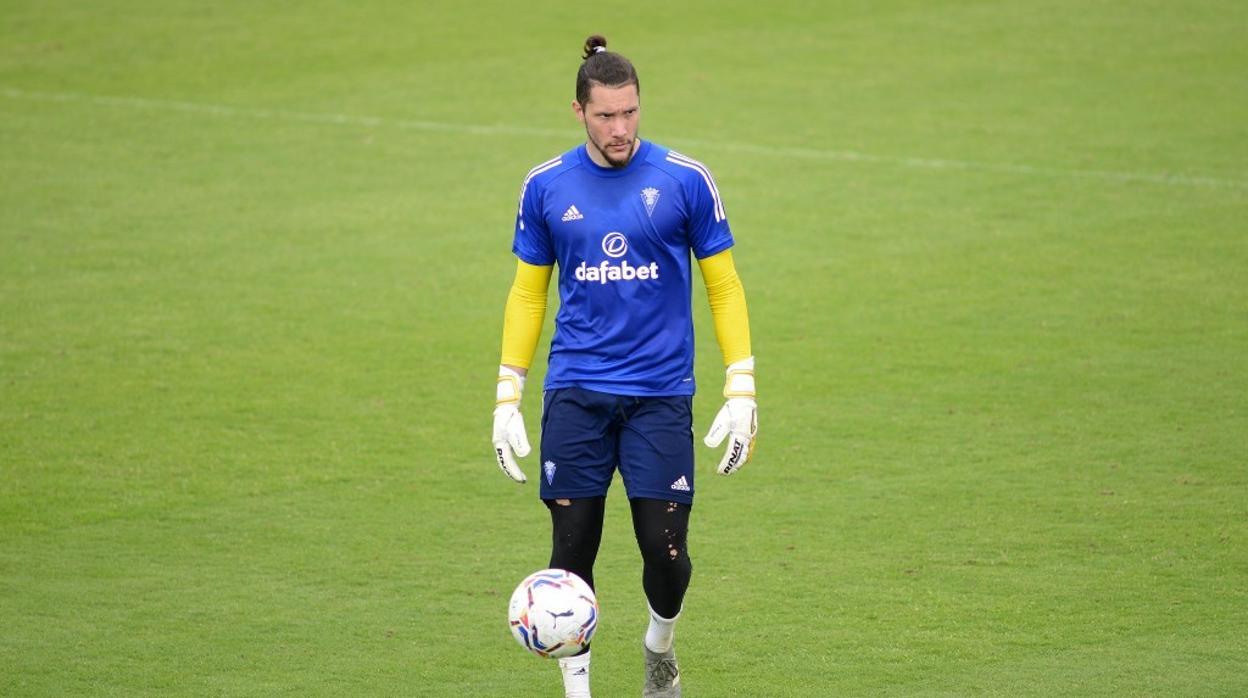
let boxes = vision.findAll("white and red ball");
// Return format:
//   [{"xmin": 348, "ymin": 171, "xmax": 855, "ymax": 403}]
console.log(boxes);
[{"xmin": 507, "ymin": 569, "xmax": 599, "ymax": 658}]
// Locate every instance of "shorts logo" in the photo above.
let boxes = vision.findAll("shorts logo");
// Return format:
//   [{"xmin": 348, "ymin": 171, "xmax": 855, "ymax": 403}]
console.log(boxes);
[
  {"xmin": 543, "ymin": 460, "xmax": 557, "ymax": 484},
  {"xmin": 602, "ymin": 232, "xmax": 628, "ymax": 258},
  {"xmin": 670, "ymin": 476, "xmax": 691, "ymax": 492}
]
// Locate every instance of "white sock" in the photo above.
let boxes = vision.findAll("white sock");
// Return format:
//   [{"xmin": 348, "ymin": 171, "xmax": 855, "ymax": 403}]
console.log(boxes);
[
  {"xmin": 644, "ymin": 603, "xmax": 680, "ymax": 654},
  {"xmin": 558, "ymin": 651, "xmax": 591, "ymax": 698}
]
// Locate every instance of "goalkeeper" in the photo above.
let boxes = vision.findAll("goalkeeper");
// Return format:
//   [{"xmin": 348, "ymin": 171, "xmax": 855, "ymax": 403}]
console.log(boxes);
[{"xmin": 492, "ymin": 34, "xmax": 757, "ymax": 698}]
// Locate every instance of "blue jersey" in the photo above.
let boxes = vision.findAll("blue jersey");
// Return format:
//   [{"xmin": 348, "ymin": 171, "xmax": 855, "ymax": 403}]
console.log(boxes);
[{"xmin": 513, "ymin": 140, "xmax": 733, "ymax": 396}]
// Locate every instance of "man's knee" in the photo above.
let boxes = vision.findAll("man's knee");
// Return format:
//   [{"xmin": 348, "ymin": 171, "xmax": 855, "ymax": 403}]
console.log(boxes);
[
  {"xmin": 547, "ymin": 496, "xmax": 606, "ymax": 558},
  {"xmin": 631, "ymin": 499, "xmax": 692, "ymax": 566}
]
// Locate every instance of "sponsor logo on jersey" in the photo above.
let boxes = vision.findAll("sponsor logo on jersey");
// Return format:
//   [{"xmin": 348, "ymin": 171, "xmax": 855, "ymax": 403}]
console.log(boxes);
[
  {"xmin": 602, "ymin": 231, "xmax": 628, "ymax": 258},
  {"xmin": 574, "ymin": 233, "xmax": 661, "ymax": 284},
  {"xmin": 561, "ymin": 204, "xmax": 584, "ymax": 222},
  {"xmin": 574, "ymin": 260, "xmax": 659, "ymax": 283}
]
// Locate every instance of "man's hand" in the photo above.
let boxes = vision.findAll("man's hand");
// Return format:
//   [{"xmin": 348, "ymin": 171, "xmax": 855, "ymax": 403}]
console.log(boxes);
[
  {"xmin": 703, "ymin": 356, "xmax": 757, "ymax": 475},
  {"xmin": 492, "ymin": 365, "xmax": 530, "ymax": 483}
]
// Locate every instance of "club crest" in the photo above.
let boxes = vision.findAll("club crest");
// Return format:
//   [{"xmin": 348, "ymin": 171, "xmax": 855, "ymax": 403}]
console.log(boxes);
[{"xmin": 641, "ymin": 187, "xmax": 660, "ymax": 217}]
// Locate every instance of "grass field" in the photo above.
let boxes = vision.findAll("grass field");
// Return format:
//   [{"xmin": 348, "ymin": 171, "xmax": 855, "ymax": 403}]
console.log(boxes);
[{"xmin": 2, "ymin": 1, "xmax": 1246, "ymax": 695}]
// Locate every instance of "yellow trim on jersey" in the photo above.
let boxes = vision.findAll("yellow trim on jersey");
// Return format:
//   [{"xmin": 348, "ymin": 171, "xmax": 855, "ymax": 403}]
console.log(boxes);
[
  {"xmin": 499, "ymin": 259, "xmax": 553, "ymax": 369},
  {"xmin": 698, "ymin": 249, "xmax": 752, "ymax": 365}
]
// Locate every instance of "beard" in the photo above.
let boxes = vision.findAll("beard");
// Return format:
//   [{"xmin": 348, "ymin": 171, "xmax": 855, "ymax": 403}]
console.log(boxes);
[{"xmin": 587, "ymin": 129, "xmax": 638, "ymax": 169}]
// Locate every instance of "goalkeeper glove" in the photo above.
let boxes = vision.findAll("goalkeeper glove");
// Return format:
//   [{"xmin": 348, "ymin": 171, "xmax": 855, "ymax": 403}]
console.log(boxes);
[
  {"xmin": 492, "ymin": 365, "xmax": 530, "ymax": 483},
  {"xmin": 703, "ymin": 356, "xmax": 757, "ymax": 475}
]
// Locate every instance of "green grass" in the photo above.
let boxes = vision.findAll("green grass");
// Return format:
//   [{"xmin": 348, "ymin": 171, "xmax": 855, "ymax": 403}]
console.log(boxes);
[{"xmin": 2, "ymin": 1, "xmax": 1246, "ymax": 695}]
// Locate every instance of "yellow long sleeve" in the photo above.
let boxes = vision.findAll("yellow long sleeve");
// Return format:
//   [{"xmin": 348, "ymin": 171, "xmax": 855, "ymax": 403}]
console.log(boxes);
[
  {"xmin": 499, "ymin": 259, "xmax": 553, "ymax": 369},
  {"xmin": 698, "ymin": 249, "xmax": 752, "ymax": 365}
]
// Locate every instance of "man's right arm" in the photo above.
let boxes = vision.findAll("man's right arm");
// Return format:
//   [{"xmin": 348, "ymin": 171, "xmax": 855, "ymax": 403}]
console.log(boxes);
[
  {"xmin": 493, "ymin": 259, "xmax": 554, "ymax": 483},
  {"xmin": 500, "ymin": 260, "xmax": 553, "ymax": 372}
]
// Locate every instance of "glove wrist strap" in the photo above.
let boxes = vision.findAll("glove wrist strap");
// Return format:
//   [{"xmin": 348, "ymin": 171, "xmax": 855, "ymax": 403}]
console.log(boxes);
[
  {"xmin": 723, "ymin": 356, "xmax": 756, "ymax": 398},
  {"xmin": 496, "ymin": 365, "xmax": 525, "ymax": 406}
]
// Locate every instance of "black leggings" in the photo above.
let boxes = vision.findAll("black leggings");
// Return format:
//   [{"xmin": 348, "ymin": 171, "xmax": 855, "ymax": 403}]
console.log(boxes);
[{"xmin": 545, "ymin": 496, "xmax": 692, "ymax": 619}]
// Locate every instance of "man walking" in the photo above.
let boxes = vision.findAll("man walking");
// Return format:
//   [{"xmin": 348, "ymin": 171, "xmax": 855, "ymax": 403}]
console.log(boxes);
[{"xmin": 492, "ymin": 35, "xmax": 758, "ymax": 698}]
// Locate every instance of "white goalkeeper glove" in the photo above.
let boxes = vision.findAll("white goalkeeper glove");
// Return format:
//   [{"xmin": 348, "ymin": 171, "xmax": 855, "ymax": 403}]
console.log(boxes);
[
  {"xmin": 492, "ymin": 365, "xmax": 530, "ymax": 483},
  {"xmin": 703, "ymin": 356, "xmax": 757, "ymax": 475}
]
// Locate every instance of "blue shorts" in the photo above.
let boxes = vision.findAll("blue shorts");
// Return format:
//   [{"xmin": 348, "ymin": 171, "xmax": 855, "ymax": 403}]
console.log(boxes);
[{"xmin": 539, "ymin": 387, "xmax": 694, "ymax": 504}]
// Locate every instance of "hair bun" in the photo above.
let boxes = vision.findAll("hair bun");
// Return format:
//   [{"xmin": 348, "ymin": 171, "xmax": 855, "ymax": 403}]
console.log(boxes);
[{"xmin": 582, "ymin": 34, "xmax": 608, "ymax": 60}]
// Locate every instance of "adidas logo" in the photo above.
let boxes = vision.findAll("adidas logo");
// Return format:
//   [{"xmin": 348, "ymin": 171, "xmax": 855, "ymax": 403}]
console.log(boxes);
[
  {"xmin": 561, "ymin": 205, "xmax": 584, "ymax": 222},
  {"xmin": 670, "ymin": 476, "xmax": 691, "ymax": 492}
]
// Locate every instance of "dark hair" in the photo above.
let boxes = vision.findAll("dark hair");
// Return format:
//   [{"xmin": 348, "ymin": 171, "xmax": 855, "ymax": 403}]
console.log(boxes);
[{"xmin": 576, "ymin": 34, "xmax": 640, "ymax": 105}]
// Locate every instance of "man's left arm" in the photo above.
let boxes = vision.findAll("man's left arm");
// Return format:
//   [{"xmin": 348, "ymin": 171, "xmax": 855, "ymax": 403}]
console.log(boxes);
[{"xmin": 698, "ymin": 249, "xmax": 757, "ymax": 475}]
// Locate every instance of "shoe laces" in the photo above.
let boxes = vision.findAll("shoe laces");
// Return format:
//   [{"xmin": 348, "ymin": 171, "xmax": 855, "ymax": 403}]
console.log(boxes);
[{"xmin": 646, "ymin": 657, "xmax": 679, "ymax": 688}]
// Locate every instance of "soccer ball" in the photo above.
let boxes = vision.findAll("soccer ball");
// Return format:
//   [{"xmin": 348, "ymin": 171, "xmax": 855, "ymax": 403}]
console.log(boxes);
[{"xmin": 508, "ymin": 568, "xmax": 599, "ymax": 658}]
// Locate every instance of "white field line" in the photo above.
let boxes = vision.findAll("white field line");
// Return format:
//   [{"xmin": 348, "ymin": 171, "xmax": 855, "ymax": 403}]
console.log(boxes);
[{"xmin": 4, "ymin": 87, "xmax": 1245, "ymax": 191}]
